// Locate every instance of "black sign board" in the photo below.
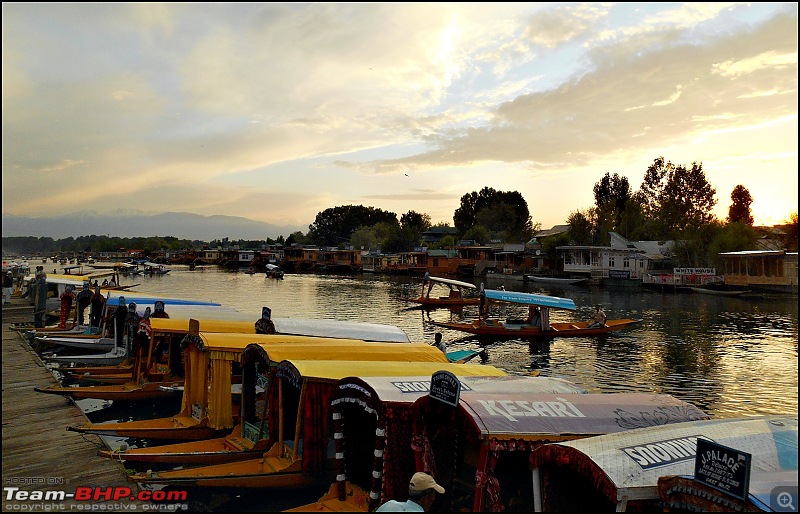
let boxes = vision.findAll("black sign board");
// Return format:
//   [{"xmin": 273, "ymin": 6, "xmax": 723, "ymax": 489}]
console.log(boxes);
[
  {"xmin": 429, "ymin": 370, "xmax": 460, "ymax": 407},
  {"xmin": 694, "ymin": 438, "xmax": 751, "ymax": 501}
]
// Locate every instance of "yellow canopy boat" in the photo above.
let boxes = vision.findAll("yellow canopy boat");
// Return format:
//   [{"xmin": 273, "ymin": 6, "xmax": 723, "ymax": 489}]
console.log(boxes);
[
  {"xmin": 126, "ymin": 358, "xmax": 507, "ymax": 488},
  {"xmin": 73, "ymin": 329, "xmax": 451, "ymax": 441}
]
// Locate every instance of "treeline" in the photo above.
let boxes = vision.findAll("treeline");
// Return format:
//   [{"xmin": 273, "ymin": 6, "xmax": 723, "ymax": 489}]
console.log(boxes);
[{"xmin": 3, "ymin": 157, "xmax": 798, "ymax": 269}]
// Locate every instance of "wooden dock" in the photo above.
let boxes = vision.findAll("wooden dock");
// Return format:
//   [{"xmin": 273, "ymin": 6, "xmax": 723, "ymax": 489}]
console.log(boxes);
[{"xmin": 1, "ymin": 300, "xmax": 152, "ymax": 509}]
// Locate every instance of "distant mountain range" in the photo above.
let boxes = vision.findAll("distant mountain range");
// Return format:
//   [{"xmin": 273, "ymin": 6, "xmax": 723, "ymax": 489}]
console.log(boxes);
[{"xmin": 1, "ymin": 211, "xmax": 307, "ymax": 241}]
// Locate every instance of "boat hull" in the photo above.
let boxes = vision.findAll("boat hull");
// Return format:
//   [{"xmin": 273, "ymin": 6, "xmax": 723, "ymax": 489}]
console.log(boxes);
[
  {"xmin": 36, "ymin": 336, "xmax": 116, "ymax": 351},
  {"xmin": 98, "ymin": 434, "xmax": 268, "ymax": 465},
  {"xmin": 68, "ymin": 414, "xmax": 223, "ymax": 440},
  {"xmin": 35, "ymin": 380, "xmax": 182, "ymax": 402},
  {"xmin": 44, "ymin": 348, "xmax": 129, "ymax": 366},
  {"xmin": 527, "ymin": 276, "xmax": 588, "ymax": 285},
  {"xmin": 127, "ymin": 450, "xmax": 332, "ymax": 489},
  {"xmin": 405, "ymin": 297, "xmax": 481, "ymax": 308},
  {"xmin": 432, "ymin": 318, "xmax": 642, "ymax": 340}
]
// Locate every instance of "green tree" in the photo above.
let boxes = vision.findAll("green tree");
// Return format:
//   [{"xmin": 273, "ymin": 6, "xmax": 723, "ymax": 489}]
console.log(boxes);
[
  {"xmin": 285, "ymin": 231, "xmax": 308, "ymax": 246},
  {"xmin": 350, "ymin": 226, "xmax": 378, "ymax": 251},
  {"xmin": 635, "ymin": 157, "xmax": 718, "ymax": 239},
  {"xmin": 566, "ymin": 210, "xmax": 594, "ymax": 245},
  {"xmin": 307, "ymin": 205, "xmax": 397, "ymax": 247},
  {"xmin": 593, "ymin": 173, "xmax": 632, "ymax": 235},
  {"xmin": 462, "ymin": 225, "xmax": 491, "ymax": 245},
  {"xmin": 399, "ymin": 210, "xmax": 431, "ymax": 248},
  {"xmin": 781, "ymin": 212, "xmax": 798, "ymax": 251},
  {"xmin": 727, "ymin": 185, "xmax": 754, "ymax": 225},
  {"xmin": 453, "ymin": 187, "xmax": 533, "ymax": 242}
]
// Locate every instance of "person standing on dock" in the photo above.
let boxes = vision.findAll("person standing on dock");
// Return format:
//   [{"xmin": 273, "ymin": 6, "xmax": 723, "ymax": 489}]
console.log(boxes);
[
  {"xmin": 2, "ymin": 271, "xmax": 12, "ymax": 305},
  {"xmin": 58, "ymin": 284, "xmax": 76, "ymax": 328},
  {"xmin": 89, "ymin": 285, "xmax": 106, "ymax": 332},
  {"xmin": 75, "ymin": 282, "xmax": 92, "ymax": 325},
  {"xmin": 112, "ymin": 297, "xmax": 128, "ymax": 348},
  {"xmin": 33, "ymin": 267, "xmax": 48, "ymax": 328}
]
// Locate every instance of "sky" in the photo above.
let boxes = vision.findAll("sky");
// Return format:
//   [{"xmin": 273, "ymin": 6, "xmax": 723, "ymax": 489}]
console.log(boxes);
[{"xmin": 2, "ymin": 3, "xmax": 798, "ymax": 236}]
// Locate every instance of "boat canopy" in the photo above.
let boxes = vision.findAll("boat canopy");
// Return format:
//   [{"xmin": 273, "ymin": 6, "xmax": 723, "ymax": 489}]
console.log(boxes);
[
  {"xmin": 150, "ymin": 317, "xmax": 256, "ymax": 335},
  {"xmin": 240, "ymin": 341, "xmax": 448, "ymax": 367},
  {"xmin": 272, "ymin": 318, "xmax": 410, "ymax": 343},
  {"xmin": 484, "ymin": 289, "xmax": 576, "ymax": 310},
  {"xmin": 451, "ymin": 392, "xmax": 707, "ymax": 440},
  {"xmin": 276, "ymin": 359, "xmax": 507, "ymax": 387},
  {"xmin": 529, "ymin": 415, "xmax": 797, "ymax": 512},
  {"xmin": 427, "ymin": 276, "xmax": 477, "ymax": 289},
  {"xmin": 104, "ymin": 289, "xmax": 219, "ymax": 306},
  {"xmin": 312, "ymin": 373, "xmax": 581, "ymax": 512}
]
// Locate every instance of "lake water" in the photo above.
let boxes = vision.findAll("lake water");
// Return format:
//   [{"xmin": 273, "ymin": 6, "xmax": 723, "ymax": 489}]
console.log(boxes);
[{"xmin": 116, "ymin": 265, "xmax": 798, "ymax": 419}]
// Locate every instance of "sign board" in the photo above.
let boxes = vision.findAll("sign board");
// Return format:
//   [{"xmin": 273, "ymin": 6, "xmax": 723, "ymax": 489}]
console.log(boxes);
[
  {"xmin": 694, "ymin": 438, "xmax": 751, "ymax": 501},
  {"xmin": 429, "ymin": 370, "xmax": 461, "ymax": 407},
  {"xmin": 608, "ymin": 269, "xmax": 631, "ymax": 279}
]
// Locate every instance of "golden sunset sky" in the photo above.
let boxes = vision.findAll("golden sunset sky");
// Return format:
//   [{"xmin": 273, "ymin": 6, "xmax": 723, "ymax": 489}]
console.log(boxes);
[{"xmin": 2, "ymin": 3, "xmax": 797, "ymax": 236}]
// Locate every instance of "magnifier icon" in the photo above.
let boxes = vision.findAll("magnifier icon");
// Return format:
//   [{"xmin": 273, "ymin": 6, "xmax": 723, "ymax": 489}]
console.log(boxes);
[{"xmin": 777, "ymin": 491, "xmax": 795, "ymax": 510}]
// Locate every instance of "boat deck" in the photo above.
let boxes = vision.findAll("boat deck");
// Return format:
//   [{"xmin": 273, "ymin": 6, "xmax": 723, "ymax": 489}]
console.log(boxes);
[{"xmin": 1, "ymin": 301, "xmax": 150, "ymax": 509}]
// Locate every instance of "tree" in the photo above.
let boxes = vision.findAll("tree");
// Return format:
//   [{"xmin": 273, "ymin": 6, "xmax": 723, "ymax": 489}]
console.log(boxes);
[
  {"xmin": 566, "ymin": 210, "xmax": 594, "ymax": 245},
  {"xmin": 453, "ymin": 187, "xmax": 533, "ymax": 242},
  {"xmin": 635, "ymin": 157, "xmax": 717, "ymax": 239},
  {"xmin": 727, "ymin": 185, "xmax": 754, "ymax": 225},
  {"xmin": 399, "ymin": 210, "xmax": 431, "ymax": 248},
  {"xmin": 307, "ymin": 205, "xmax": 398, "ymax": 247},
  {"xmin": 593, "ymin": 173, "xmax": 632, "ymax": 235},
  {"xmin": 462, "ymin": 225, "xmax": 491, "ymax": 245},
  {"xmin": 781, "ymin": 212, "xmax": 798, "ymax": 251}
]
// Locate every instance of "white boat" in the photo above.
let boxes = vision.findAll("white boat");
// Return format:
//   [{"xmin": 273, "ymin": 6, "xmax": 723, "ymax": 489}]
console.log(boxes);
[
  {"xmin": 45, "ymin": 346, "xmax": 129, "ymax": 366},
  {"xmin": 529, "ymin": 415, "xmax": 798, "ymax": 512},
  {"xmin": 264, "ymin": 263, "xmax": 285, "ymax": 279},
  {"xmin": 35, "ymin": 335, "xmax": 116, "ymax": 351},
  {"xmin": 689, "ymin": 286, "xmax": 749, "ymax": 296},
  {"xmin": 527, "ymin": 275, "xmax": 588, "ymax": 285}
]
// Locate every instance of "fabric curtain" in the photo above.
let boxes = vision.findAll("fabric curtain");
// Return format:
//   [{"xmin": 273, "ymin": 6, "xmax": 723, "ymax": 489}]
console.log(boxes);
[
  {"xmin": 208, "ymin": 357, "xmax": 233, "ymax": 429},
  {"xmin": 382, "ymin": 405, "xmax": 415, "ymax": 506},
  {"xmin": 181, "ymin": 346, "xmax": 209, "ymax": 416},
  {"xmin": 301, "ymin": 381, "xmax": 334, "ymax": 474}
]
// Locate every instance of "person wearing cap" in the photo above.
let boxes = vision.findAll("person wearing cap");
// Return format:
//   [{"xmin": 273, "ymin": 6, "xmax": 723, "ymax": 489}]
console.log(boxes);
[
  {"xmin": 375, "ymin": 472, "xmax": 444, "ymax": 512},
  {"xmin": 588, "ymin": 304, "xmax": 607, "ymax": 328}
]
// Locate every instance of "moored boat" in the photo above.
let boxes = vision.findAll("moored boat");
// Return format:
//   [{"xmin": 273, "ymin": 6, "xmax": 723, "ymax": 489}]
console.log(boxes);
[
  {"xmin": 289, "ymin": 373, "xmax": 706, "ymax": 512},
  {"xmin": 528, "ymin": 415, "xmax": 797, "ymax": 512},
  {"xmin": 72, "ymin": 326, "xmax": 452, "ymax": 442},
  {"xmin": 526, "ymin": 275, "xmax": 588, "ymax": 285},
  {"xmin": 405, "ymin": 275, "xmax": 481, "ymax": 308},
  {"xmin": 432, "ymin": 289, "xmax": 642, "ymax": 341},
  {"xmin": 126, "ymin": 358, "xmax": 508, "ymax": 488}
]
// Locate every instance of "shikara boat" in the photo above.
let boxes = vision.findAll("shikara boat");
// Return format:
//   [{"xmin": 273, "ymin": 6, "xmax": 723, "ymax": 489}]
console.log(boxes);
[
  {"xmin": 73, "ymin": 328, "xmax": 452, "ymax": 442},
  {"xmin": 126, "ymin": 358, "xmax": 508, "ymax": 488},
  {"xmin": 290, "ymin": 373, "xmax": 707, "ymax": 512},
  {"xmin": 406, "ymin": 276, "xmax": 481, "ymax": 308},
  {"xmin": 529, "ymin": 415, "xmax": 797, "ymax": 512},
  {"xmin": 99, "ymin": 337, "xmax": 478, "ymax": 466},
  {"xmin": 526, "ymin": 275, "xmax": 588, "ymax": 286},
  {"xmin": 289, "ymin": 374, "xmax": 588, "ymax": 513},
  {"xmin": 37, "ymin": 335, "xmax": 116, "ymax": 351},
  {"xmin": 37, "ymin": 316, "xmax": 257, "ymax": 403},
  {"xmin": 432, "ymin": 289, "xmax": 642, "ymax": 340},
  {"xmin": 46, "ymin": 346, "xmax": 130, "ymax": 367}
]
